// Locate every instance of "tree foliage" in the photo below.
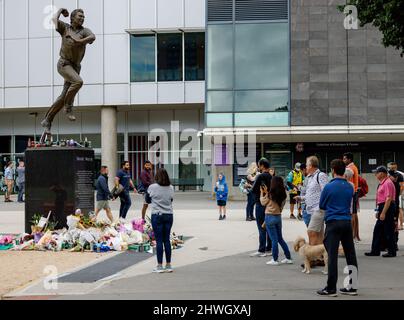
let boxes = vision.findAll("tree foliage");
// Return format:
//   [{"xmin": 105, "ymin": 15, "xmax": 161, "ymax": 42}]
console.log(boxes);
[{"xmin": 339, "ymin": 0, "xmax": 404, "ymax": 56}]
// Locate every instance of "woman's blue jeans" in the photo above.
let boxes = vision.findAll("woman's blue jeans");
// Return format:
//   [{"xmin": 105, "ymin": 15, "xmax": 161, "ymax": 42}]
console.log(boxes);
[
  {"xmin": 151, "ymin": 214, "xmax": 174, "ymax": 264},
  {"xmin": 265, "ymin": 214, "xmax": 291, "ymax": 261}
]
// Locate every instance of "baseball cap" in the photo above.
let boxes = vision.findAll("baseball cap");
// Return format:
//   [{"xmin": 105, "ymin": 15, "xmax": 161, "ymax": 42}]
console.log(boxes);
[
  {"xmin": 295, "ymin": 162, "xmax": 301, "ymax": 170},
  {"xmin": 372, "ymin": 166, "xmax": 388, "ymax": 174}
]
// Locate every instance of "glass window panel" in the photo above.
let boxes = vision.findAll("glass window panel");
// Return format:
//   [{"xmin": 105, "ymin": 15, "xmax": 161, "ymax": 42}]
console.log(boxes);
[
  {"xmin": 185, "ymin": 33, "xmax": 205, "ymax": 81},
  {"xmin": 130, "ymin": 35, "xmax": 156, "ymax": 82},
  {"xmin": 158, "ymin": 33, "xmax": 183, "ymax": 81},
  {"xmin": 206, "ymin": 113, "xmax": 233, "ymax": 127},
  {"xmin": 234, "ymin": 112, "xmax": 288, "ymax": 127},
  {"xmin": 235, "ymin": 90, "xmax": 288, "ymax": 112},
  {"xmin": 207, "ymin": 25, "xmax": 233, "ymax": 89},
  {"xmin": 0, "ymin": 136, "xmax": 11, "ymax": 153},
  {"xmin": 117, "ymin": 134, "xmax": 125, "ymax": 152},
  {"xmin": 207, "ymin": 91, "xmax": 233, "ymax": 112},
  {"xmin": 235, "ymin": 23, "xmax": 289, "ymax": 89},
  {"xmin": 81, "ymin": 134, "xmax": 101, "ymax": 149},
  {"xmin": 15, "ymin": 135, "xmax": 34, "ymax": 153}
]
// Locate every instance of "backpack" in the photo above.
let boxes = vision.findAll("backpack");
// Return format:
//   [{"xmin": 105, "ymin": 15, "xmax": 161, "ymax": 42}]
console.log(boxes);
[{"xmin": 358, "ymin": 176, "xmax": 368, "ymax": 198}]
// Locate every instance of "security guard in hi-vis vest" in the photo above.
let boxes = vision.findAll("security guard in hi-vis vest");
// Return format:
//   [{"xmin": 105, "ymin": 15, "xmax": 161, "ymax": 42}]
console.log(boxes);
[{"xmin": 287, "ymin": 162, "xmax": 304, "ymax": 220}]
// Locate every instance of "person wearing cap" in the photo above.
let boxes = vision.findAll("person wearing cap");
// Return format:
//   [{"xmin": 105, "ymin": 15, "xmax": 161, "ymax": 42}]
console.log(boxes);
[
  {"xmin": 365, "ymin": 166, "xmax": 397, "ymax": 258},
  {"xmin": 286, "ymin": 162, "xmax": 304, "ymax": 220}
]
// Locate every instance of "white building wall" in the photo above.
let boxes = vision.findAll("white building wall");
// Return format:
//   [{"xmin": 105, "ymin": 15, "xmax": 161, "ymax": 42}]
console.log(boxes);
[{"xmin": 0, "ymin": 0, "xmax": 205, "ymax": 110}]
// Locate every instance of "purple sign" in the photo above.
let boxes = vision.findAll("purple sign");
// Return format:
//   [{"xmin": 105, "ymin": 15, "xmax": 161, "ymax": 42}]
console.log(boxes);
[{"xmin": 214, "ymin": 144, "xmax": 229, "ymax": 165}]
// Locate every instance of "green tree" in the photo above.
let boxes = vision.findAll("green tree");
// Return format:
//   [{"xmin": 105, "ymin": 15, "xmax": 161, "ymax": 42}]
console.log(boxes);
[{"xmin": 339, "ymin": 0, "xmax": 404, "ymax": 56}]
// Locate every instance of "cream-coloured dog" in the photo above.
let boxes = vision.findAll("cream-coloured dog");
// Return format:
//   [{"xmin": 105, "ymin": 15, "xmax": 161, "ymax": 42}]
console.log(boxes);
[{"xmin": 293, "ymin": 236, "xmax": 328, "ymax": 274}]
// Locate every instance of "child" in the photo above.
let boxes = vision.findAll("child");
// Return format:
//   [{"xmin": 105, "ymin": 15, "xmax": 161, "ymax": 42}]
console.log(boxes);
[{"xmin": 215, "ymin": 173, "xmax": 228, "ymax": 220}]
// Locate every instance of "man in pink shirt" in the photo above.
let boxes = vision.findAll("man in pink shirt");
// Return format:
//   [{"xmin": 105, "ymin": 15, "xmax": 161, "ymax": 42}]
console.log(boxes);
[{"xmin": 365, "ymin": 166, "xmax": 397, "ymax": 258}]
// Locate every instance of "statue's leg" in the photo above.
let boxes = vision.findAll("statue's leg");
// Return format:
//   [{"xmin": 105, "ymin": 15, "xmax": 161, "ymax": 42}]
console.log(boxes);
[
  {"xmin": 41, "ymin": 81, "xmax": 71, "ymax": 133},
  {"xmin": 61, "ymin": 64, "xmax": 83, "ymax": 121}
]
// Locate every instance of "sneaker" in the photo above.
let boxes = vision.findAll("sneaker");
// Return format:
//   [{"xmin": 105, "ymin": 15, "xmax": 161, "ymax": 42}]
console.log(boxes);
[
  {"xmin": 339, "ymin": 288, "xmax": 358, "ymax": 296},
  {"xmin": 219, "ymin": 215, "xmax": 223, "ymax": 220},
  {"xmin": 222, "ymin": 215, "xmax": 226, "ymax": 220},
  {"xmin": 281, "ymin": 258, "xmax": 293, "ymax": 264},
  {"xmin": 265, "ymin": 250, "xmax": 273, "ymax": 256},
  {"xmin": 249, "ymin": 251, "xmax": 263, "ymax": 257},
  {"xmin": 297, "ymin": 214, "xmax": 303, "ymax": 221},
  {"xmin": 364, "ymin": 252, "xmax": 380, "ymax": 257},
  {"xmin": 382, "ymin": 253, "xmax": 396, "ymax": 258},
  {"xmin": 152, "ymin": 265, "xmax": 165, "ymax": 273},
  {"xmin": 40, "ymin": 118, "xmax": 52, "ymax": 133},
  {"xmin": 246, "ymin": 217, "xmax": 252, "ymax": 221},
  {"xmin": 317, "ymin": 287, "xmax": 337, "ymax": 297},
  {"xmin": 251, "ymin": 217, "xmax": 256, "ymax": 221},
  {"xmin": 266, "ymin": 259, "xmax": 279, "ymax": 266},
  {"xmin": 164, "ymin": 265, "xmax": 174, "ymax": 273},
  {"xmin": 290, "ymin": 214, "xmax": 296, "ymax": 219}
]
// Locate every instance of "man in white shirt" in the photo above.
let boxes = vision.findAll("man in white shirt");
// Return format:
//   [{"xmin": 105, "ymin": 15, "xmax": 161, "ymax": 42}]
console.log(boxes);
[{"xmin": 295, "ymin": 156, "xmax": 329, "ymax": 245}]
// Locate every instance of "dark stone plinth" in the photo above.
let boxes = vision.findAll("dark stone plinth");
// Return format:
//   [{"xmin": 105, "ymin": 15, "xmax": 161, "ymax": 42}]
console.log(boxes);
[{"xmin": 25, "ymin": 147, "xmax": 95, "ymax": 233}]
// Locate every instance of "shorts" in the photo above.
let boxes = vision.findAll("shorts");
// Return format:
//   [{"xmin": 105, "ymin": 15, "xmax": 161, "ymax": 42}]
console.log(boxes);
[
  {"xmin": 352, "ymin": 191, "xmax": 359, "ymax": 214},
  {"xmin": 217, "ymin": 200, "xmax": 227, "ymax": 207},
  {"xmin": 307, "ymin": 209, "xmax": 325, "ymax": 233},
  {"xmin": 302, "ymin": 210, "xmax": 311, "ymax": 227},
  {"xmin": 289, "ymin": 191, "xmax": 301, "ymax": 205},
  {"xmin": 96, "ymin": 200, "xmax": 110, "ymax": 211}
]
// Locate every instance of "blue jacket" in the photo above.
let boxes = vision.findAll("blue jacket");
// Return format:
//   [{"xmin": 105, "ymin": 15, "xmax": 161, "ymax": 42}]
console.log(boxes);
[
  {"xmin": 96, "ymin": 174, "xmax": 112, "ymax": 201},
  {"xmin": 319, "ymin": 177, "xmax": 353, "ymax": 223},
  {"xmin": 215, "ymin": 176, "xmax": 228, "ymax": 202}
]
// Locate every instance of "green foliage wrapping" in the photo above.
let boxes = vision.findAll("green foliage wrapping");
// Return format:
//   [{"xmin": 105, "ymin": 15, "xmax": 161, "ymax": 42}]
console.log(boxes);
[{"xmin": 339, "ymin": 0, "xmax": 404, "ymax": 56}]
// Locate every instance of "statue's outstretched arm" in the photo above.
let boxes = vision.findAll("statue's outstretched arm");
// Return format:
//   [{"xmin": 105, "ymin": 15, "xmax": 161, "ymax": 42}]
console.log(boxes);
[{"xmin": 52, "ymin": 8, "xmax": 69, "ymax": 28}]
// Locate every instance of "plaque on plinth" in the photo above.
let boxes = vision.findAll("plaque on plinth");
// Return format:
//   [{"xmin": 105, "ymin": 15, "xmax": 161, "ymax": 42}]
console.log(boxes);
[{"xmin": 24, "ymin": 147, "xmax": 95, "ymax": 233}]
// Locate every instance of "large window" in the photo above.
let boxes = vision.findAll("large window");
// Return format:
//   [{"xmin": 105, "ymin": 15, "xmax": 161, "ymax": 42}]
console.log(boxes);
[
  {"xmin": 206, "ymin": 22, "xmax": 289, "ymax": 127},
  {"xmin": 235, "ymin": 90, "xmax": 288, "ymax": 112},
  {"xmin": 158, "ymin": 33, "xmax": 183, "ymax": 81},
  {"xmin": 235, "ymin": 23, "xmax": 289, "ymax": 89},
  {"xmin": 130, "ymin": 32, "xmax": 205, "ymax": 82},
  {"xmin": 207, "ymin": 24, "xmax": 233, "ymax": 89},
  {"xmin": 185, "ymin": 33, "xmax": 205, "ymax": 81},
  {"xmin": 130, "ymin": 35, "xmax": 155, "ymax": 82}
]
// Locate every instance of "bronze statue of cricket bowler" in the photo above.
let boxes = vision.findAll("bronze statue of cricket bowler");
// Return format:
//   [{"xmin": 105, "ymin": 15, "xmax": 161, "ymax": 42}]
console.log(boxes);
[{"xmin": 40, "ymin": 8, "xmax": 95, "ymax": 143}]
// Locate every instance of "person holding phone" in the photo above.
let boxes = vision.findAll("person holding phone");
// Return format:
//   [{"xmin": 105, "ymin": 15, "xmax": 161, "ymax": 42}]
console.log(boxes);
[{"xmin": 249, "ymin": 158, "xmax": 273, "ymax": 257}]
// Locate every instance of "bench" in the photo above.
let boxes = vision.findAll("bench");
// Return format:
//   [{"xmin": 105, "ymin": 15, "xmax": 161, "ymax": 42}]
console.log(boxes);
[{"xmin": 171, "ymin": 179, "xmax": 204, "ymax": 192}]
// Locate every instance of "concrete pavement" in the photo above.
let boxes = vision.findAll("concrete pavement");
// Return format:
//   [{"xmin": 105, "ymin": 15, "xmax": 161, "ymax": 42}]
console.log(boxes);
[{"xmin": 1, "ymin": 192, "xmax": 404, "ymax": 299}]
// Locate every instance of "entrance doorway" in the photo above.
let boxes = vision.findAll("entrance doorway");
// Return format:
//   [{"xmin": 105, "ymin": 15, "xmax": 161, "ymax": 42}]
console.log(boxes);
[
  {"xmin": 264, "ymin": 151, "xmax": 292, "ymax": 179},
  {"xmin": 179, "ymin": 160, "xmax": 197, "ymax": 190}
]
